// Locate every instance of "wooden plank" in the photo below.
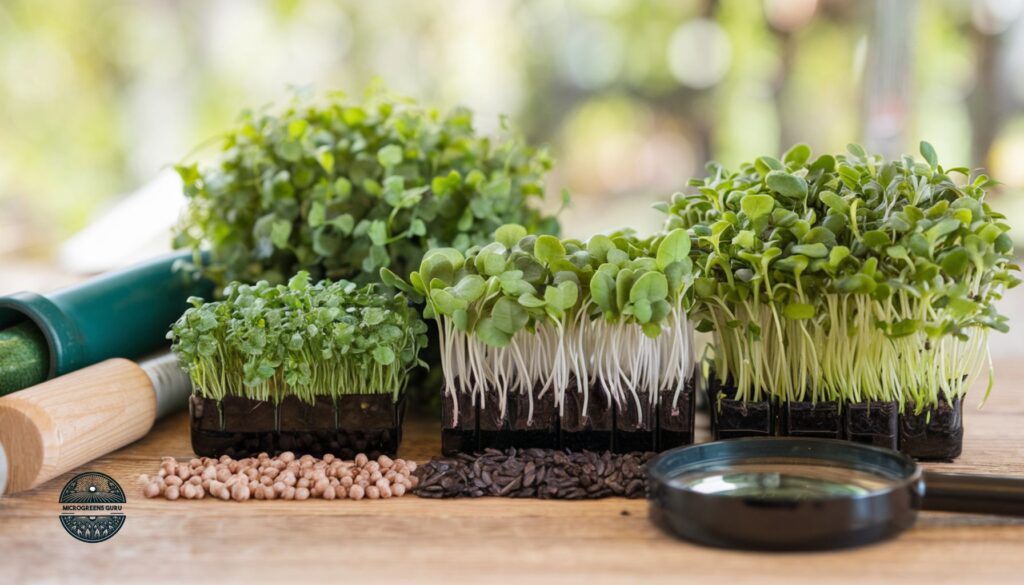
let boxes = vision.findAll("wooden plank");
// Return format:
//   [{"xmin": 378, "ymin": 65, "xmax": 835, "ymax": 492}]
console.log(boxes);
[{"xmin": 2, "ymin": 359, "xmax": 1024, "ymax": 584}]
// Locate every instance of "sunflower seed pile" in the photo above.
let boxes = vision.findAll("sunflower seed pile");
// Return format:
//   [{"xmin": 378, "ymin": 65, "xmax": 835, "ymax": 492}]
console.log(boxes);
[{"xmin": 413, "ymin": 448, "xmax": 654, "ymax": 499}]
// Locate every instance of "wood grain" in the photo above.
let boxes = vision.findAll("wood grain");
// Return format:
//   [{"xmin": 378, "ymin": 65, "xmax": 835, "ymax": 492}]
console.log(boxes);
[
  {"xmin": 0, "ymin": 359, "xmax": 156, "ymax": 493},
  {"xmin": 3, "ymin": 359, "xmax": 1024, "ymax": 584}
]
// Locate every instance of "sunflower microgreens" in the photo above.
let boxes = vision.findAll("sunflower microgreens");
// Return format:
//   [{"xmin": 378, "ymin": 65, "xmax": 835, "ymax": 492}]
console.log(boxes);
[{"xmin": 661, "ymin": 142, "xmax": 1020, "ymax": 412}]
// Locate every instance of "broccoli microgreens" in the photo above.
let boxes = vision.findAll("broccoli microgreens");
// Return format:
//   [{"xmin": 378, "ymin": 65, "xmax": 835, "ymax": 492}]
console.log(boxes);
[
  {"xmin": 168, "ymin": 272, "xmax": 428, "ymax": 404},
  {"xmin": 661, "ymin": 142, "xmax": 1020, "ymax": 412},
  {"xmin": 173, "ymin": 88, "xmax": 560, "ymax": 290},
  {"xmin": 384, "ymin": 225, "xmax": 698, "ymax": 427}
]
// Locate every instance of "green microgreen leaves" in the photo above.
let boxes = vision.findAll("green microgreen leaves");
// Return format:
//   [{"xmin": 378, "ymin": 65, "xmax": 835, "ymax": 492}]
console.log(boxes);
[
  {"xmin": 401, "ymin": 224, "xmax": 694, "ymax": 348},
  {"xmin": 765, "ymin": 170, "xmax": 808, "ymax": 199},
  {"xmin": 173, "ymin": 88, "xmax": 560, "ymax": 291},
  {"xmin": 661, "ymin": 141, "xmax": 1019, "ymax": 407},
  {"xmin": 655, "ymin": 228, "xmax": 691, "ymax": 270},
  {"xmin": 169, "ymin": 272, "xmax": 427, "ymax": 404},
  {"xmin": 740, "ymin": 194, "xmax": 775, "ymax": 221}
]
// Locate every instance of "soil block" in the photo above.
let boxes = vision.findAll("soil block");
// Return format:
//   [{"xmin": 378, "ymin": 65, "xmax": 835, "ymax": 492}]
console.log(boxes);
[
  {"xmin": 478, "ymin": 390, "xmax": 512, "ymax": 451},
  {"xmin": 709, "ymin": 381, "xmax": 775, "ymax": 440},
  {"xmin": 190, "ymin": 396, "xmax": 275, "ymax": 458},
  {"xmin": 189, "ymin": 394, "xmax": 403, "ymax": 459},
  {"xmin": 507, "ymin": 390, "xmax": 559, "ymax": 449},
  {"xmin": 614, "ymin": 390, "xmax": 655, "ymax": 453},
  {"xmin": 899, "ymin": 398, "xmax": 964, "ymax": 461},
  {"xmin": 657, "ymin": 382, "xmax": 696, "ymax": 450},
  {"xmin": 844, "ymin": 401, "xmax": 898, "ymax": 450},
  {"xmin": 783, "ymin": 400, "xmax": 842, "ymax": 439},
  {"xmin": 276, "ymin": 395, "xmax": 336, "ymax": 457},
  {"xmin": 441, "ymin": 390, "xmax": 477, "ymax": 456},
  {"xmin": 561, "ymin": 380, "xmax": 613, "ymax": 452},
  {"xmin": 327, "ymin": 394, "xmax": 402, "ymax": 460}
]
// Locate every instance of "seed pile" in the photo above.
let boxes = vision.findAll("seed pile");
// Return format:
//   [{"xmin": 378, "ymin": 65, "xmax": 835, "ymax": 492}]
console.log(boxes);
[
  {"xmin": 140, "ymin": 452, "xmax": 417, "ymax": 501},
  {"xmin": 413, "ymin": 448, "xmax": 654, "ymax": 499}
]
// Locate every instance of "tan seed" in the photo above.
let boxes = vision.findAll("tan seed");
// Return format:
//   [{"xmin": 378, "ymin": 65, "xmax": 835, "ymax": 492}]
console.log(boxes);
[
  {"xmin": 348, "ymin": 484, "xmax": 364, "ymax": 500},
  {"xmin": 144, "ymin": 481, "xmax": 162, "ymax": 498},
  {"xmin": 231, "ymin": 483, "xmax": 250, "ymax": 502}
]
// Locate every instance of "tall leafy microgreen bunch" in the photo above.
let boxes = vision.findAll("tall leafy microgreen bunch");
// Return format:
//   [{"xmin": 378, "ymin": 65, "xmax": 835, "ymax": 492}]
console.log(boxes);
[
  {"xmin": 385, "ymin": 225, "xmax": 697, "ymax": 425},
  {"xmin": 174, "ymin": 89, "xmax": 560, "ymax": 289},
  {"xmin": 662, "ymin": 142, "xmax": 1019, "ymax": 410},
  {"xmin": 169, "ymin": 272, "xmax": 427, "ymax": 404}
]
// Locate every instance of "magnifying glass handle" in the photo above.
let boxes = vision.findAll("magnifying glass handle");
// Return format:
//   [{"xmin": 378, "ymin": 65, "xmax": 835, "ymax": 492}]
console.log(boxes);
[{"xmin": 922, "ymin": 471, "xmax": 1024, "ymax": 516}]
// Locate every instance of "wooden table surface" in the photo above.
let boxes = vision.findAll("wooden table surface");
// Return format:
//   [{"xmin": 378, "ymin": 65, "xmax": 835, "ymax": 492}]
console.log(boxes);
[{"xmin": 3, "ymin": 361, "xmax": 1024, "ymax": 584}]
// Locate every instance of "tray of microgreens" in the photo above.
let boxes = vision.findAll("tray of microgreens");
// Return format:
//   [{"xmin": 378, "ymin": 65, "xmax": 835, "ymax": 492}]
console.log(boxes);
[
  {"xmin": 661, "ymin": 142, "xmax": 1019, "ymax": 459},
  {"xmin": 169, "ymin": 272, "xmax": 427, "ymax": 458},
  {"xmin": 386, "ymin": 224, "xmax": 698, "ymax": 454}
]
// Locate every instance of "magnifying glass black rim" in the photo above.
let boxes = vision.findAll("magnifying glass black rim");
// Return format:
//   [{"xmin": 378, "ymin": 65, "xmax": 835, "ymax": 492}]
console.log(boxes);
[{"xmin": 647, "ymin": 437, "xmax": 925, "ymax": 551}]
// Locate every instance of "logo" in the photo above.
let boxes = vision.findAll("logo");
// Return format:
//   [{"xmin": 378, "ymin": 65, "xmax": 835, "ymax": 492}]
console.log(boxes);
[{"xmin": 58, "ymin": 472, "xmax": 126, "ymax": 543}]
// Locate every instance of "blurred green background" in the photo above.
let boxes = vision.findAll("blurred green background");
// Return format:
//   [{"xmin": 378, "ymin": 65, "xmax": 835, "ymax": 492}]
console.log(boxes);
[{"xmin": 2, "ymin": 0, "xmax": 1024, "ymax": 278}]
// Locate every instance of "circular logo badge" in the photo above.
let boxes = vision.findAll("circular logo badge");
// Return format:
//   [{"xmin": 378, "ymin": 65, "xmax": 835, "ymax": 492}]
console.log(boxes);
[{"xmin": 58, "ymin": 472, "xmax": 126, "ymax": 543}]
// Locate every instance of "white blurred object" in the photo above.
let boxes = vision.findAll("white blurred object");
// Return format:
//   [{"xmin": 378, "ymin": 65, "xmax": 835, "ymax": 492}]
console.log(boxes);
[
  {"xmin": 667, "ymin": 19, "xmax": 732, "ymax": 90},
  {"xmin": 58, "ymin": 170, "xmax": 185, "ymax": 274}
]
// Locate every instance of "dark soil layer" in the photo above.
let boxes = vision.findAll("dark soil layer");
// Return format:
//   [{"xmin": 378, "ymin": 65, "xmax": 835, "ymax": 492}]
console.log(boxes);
[
  {"xmin": 437, "ymin": 380, "xmax": 701, "ymax": 454},
  {"xmin": 190, "ymin": 429, "xmax": 276, "ymax": 459},
  {"xmin": 478, "ymin": 390, "xmax": 513, "ymax": 451},
  {"xmin": 561, "ymin": 381, "xmax": 613, "ymax": 452},
  {"xmin": 614, "ymin": 390, "xmax": 654, "ymax": 453},
  {"xmin": 189, "ymin": 394, "xmax": 403, "ymax": 458},
  {"xmin": 220, "ymin": 395, "xmax": 276, "ymax": 431},
  {"xmin": 441, "ymin": 389, "xmax": 478, "ymax": 456},
  {"xmin": 507, "ymin": 390, "xmax": 559, "ymax": 449},
  {"xmin": 709, "ymin": 379, "xmax": 776, "ymax": 439},
  {"xmin": 279, "ymin": 395, "xmax": 338, "ymax": 432},
  {"xmin": 783, "ymin": 400, "xmax": 842, "ymax": 439},
  {"xmin": 844, "ymin": 401, "xmax": 898, "ymax": 449},
  {"xmin": 899, "ymin": 398, "xmax": 964, "ymax": 461},
  {"xmin": 657, "ymin": 382, "xmax": 696, "ymax": 450}
]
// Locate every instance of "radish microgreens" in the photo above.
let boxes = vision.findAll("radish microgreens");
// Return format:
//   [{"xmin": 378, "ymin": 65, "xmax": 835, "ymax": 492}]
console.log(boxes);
[{"xmin": 384, "ymin": 226, "xmax": 697, "ymax": 427}]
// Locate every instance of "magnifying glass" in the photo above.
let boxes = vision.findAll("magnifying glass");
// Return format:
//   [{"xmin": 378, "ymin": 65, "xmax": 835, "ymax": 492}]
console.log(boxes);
[{"xmin": 647, "ymin": 438, "xmax": 1024, "ymax": 551}]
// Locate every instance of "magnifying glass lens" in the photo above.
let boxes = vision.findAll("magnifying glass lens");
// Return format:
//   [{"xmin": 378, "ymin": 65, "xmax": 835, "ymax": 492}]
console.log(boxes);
[
  {"xmin": 669, "ymin": 461, "xmax": 897, "ymax": 499},
  {"xmin": 647, "ymin": 439, "xmax": 925, "ymax": 550}
]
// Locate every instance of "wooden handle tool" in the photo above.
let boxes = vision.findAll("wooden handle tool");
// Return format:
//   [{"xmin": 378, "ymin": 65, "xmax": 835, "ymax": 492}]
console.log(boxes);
[{"xmin": 0, "ymin": 353, "xmax": 189, "ymax": 496}]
